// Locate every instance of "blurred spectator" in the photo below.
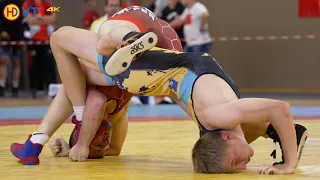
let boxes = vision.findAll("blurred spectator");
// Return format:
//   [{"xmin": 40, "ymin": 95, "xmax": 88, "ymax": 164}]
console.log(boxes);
[
  {"xmin": 147, "ymin": 0, "xmax": 156, "ymax": 11},
  {"xmin": 90, "ymin": 0, "xmax": 122, "ymax": 33},
  {"xmin": 170, "ymin": 0, "xmax": 212, "ymax": 53},
  {"xmin": 23, "ymin": 0, "xmax": 57, "ymax": 98},
  {"xmin": 154, "ymin": 0, "xmax": 167, "ymax": 17},
  {"xmin": 299, "ymin": 0, "xmax": 320, "ymax": 17},
  {"xmin": 161, "ymin": 0, "xmax": 185, "ymax": 48},
  {"xmin": 0, "ymin": 0, "xmax": 25, "ymax": 97},
  {"xmin": 83, "ymin": 0, "xmax": 100, "ymax": 30},
  {"xmin": 121, "ymin": 0, "xmax": 142, "ymax": 9}
]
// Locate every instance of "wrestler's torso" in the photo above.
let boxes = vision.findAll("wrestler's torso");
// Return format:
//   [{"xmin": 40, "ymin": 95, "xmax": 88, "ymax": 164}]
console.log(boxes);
[
  {"xmin": 112, "ymin": 47, "xmax": 230, "ymax": 96},
  {"xmin": 110, "ymin": 47, "xmax": 240, "ymax": 130},
  {"xmin": 95, "ymin": 85, "xmax": 132, "ymax": 124}
]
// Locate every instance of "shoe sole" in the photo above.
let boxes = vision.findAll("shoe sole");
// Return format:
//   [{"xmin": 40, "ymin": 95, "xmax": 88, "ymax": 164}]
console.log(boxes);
[
  {"xmin": 104, "ymin": 32, "xmax": 158, "ymax": 76},
  {"xmin": 297, "ymin": 130, "xmax": 308, "ymax": 165},
  {"xmin": 21, "ymin": 157, "xmax": 39, "ymax": 165}
]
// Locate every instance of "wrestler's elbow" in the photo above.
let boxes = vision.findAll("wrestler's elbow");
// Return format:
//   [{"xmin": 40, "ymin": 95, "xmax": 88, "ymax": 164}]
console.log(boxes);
[
  {"xmin": 271, "ymin": 100, "xmax": 291, "ymax": 121},
  {"xmin": 86, "ymin": 88, "xmax": 107, "ymax": 109}
]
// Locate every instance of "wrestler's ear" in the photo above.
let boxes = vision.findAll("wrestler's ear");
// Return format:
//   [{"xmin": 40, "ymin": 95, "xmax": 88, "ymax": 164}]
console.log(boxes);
[{"xmin": 221, "ymin": 132, "xmax": 234, "ymax": 141}]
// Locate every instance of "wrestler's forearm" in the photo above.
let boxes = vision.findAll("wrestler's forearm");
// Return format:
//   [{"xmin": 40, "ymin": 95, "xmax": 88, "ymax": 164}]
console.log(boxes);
[
  {"xmin": 268, "ymin": 104, "xmax": 297, "ymax": 167},
  {"xmin": 77, "ymin": 104, "xmax": 107, "ymax": 147}
]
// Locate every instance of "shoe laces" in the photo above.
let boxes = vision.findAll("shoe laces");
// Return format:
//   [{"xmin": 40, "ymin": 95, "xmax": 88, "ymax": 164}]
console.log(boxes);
[{"xmin": 270, "ymin": 139, "xmax": 285, "ymax": 165}]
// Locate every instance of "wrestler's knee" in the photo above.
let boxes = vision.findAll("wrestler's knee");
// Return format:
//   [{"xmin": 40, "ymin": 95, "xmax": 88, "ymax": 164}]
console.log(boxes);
[
  {"xmin": 96, "ymin": 40, "xmax": 105, "ymax": 55},
  {"xmin": 86, "ymin": 87, "xmax": 107, "ymax": 108},
  {"xmin": 50, "ymin": 26, "xmax": 73, "ymax": 45},
  {"xmin": 275, "ymin": 100, "xmax": 291, "ymax": 118}
]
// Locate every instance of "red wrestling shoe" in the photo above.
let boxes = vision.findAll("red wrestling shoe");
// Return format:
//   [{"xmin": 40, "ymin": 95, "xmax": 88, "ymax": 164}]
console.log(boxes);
[{"xmin": 10, "ymin": 134, "xmax": 43, "ymax": 165}]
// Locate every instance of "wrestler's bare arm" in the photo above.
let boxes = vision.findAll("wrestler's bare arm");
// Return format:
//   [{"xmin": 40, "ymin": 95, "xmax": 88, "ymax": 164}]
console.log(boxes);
[
  {"xmin": 49, "ymin": 112, "xmax": 128, "ymax": 157},
  {"xmin": 76, "ymin": 87, "xmax": 107, "ymax": 148},
  {"xmin": 170, "ymin": 94, "xmax": 267, "ymax": 143},
  {"xmin": 199, "ymin": 98, "xmax": 298, "ymax": 169}
]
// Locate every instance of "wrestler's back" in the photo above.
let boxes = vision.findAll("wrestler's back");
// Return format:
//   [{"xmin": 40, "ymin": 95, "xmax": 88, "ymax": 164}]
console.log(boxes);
[{"xmin": 95, "ymin": 85, "xmax": 132, "ymax": 116}]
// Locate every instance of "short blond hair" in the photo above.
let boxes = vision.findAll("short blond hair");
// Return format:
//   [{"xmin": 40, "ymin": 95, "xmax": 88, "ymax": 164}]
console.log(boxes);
[{"xmin": 192, "ymin": 131, "xmax": 234, "ymax": 173}]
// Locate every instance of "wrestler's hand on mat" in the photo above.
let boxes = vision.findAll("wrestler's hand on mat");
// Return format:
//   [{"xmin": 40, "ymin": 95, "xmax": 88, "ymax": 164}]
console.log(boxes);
[
  {"xmin": 49, "ymin": 137, "xmax": 70, "ymax": 157},
  {"xmin": 68, "ymin": 143, "xmax": 89, "ymax": 162},
  {"xmin": 257, "ymin": 163, "xmax": 296, "ymax": 175}
]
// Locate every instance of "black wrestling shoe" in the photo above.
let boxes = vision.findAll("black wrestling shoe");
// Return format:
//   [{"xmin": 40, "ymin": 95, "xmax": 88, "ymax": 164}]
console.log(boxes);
[
  {"xmin": 104, "ymin": 31, "xmax": 158, "ymax": 76},
  {"xmin": 267, "ymin": 124, "xmax": 308, "ymax": 165}
]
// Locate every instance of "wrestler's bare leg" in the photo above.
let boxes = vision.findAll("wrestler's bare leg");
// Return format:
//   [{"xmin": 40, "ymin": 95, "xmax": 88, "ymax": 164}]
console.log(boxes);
[
  {"xmin": 96, "ymin": 20, "xmax": 140, "ymax": 56},
  {"xmin": 36, "ymin": 85, "xmax": 73, "ymax": 137},
  {"xmin": 50, "ymin": 21, "xmax": 140, "ymax": 109}
]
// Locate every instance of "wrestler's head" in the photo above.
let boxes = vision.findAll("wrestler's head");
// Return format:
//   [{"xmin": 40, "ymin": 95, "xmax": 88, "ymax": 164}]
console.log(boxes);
[
  {"xmin": 105, "ymin": 0, "xmax": 122, "ymax": 17},
  {"xmin": 69, "ymin": 120, "xmax": 112, "ymax": 159},
  {"xmin": 192, "ymin": 131, "xmax": 254, "ymax": 173}
]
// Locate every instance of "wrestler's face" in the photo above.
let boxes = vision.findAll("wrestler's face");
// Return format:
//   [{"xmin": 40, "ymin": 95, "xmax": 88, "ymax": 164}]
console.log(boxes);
[
  {"xmin": 224, "ymin": 135, "xmax": 254, "ymax": 171},
  {"xmin": 106, "ymin": 0, "xmax": 121, "ymax": 16}
]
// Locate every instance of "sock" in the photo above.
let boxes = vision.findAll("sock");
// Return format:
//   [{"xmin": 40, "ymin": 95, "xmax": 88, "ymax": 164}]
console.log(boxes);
[
  {"xmin": 30, "ymin": 132, "xmax": 49, "ymax": 145},
  {"xmin": 73, "ymin": 106, "xmax": 85, "ymax": 121},
  {"xmin": 12, "ymin": 80, "xmax": 19, "ymax": 88},
  {"xmin": 0, "ymin": 80, "xmax": 6, "ymax": 88}
]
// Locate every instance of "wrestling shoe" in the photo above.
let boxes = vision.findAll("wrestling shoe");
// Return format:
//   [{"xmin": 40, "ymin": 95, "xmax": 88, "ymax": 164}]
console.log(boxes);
[
  {"xmin": 104, "ymin": 31, "xmax": 158, "ymax": 76},
  {"xmin": 267, "ymin": 124, "xmax": 308, "ymax": 165},
  {"xmin": 10, "ymin": 134, "xmax": 43, "ymax": 165}
]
